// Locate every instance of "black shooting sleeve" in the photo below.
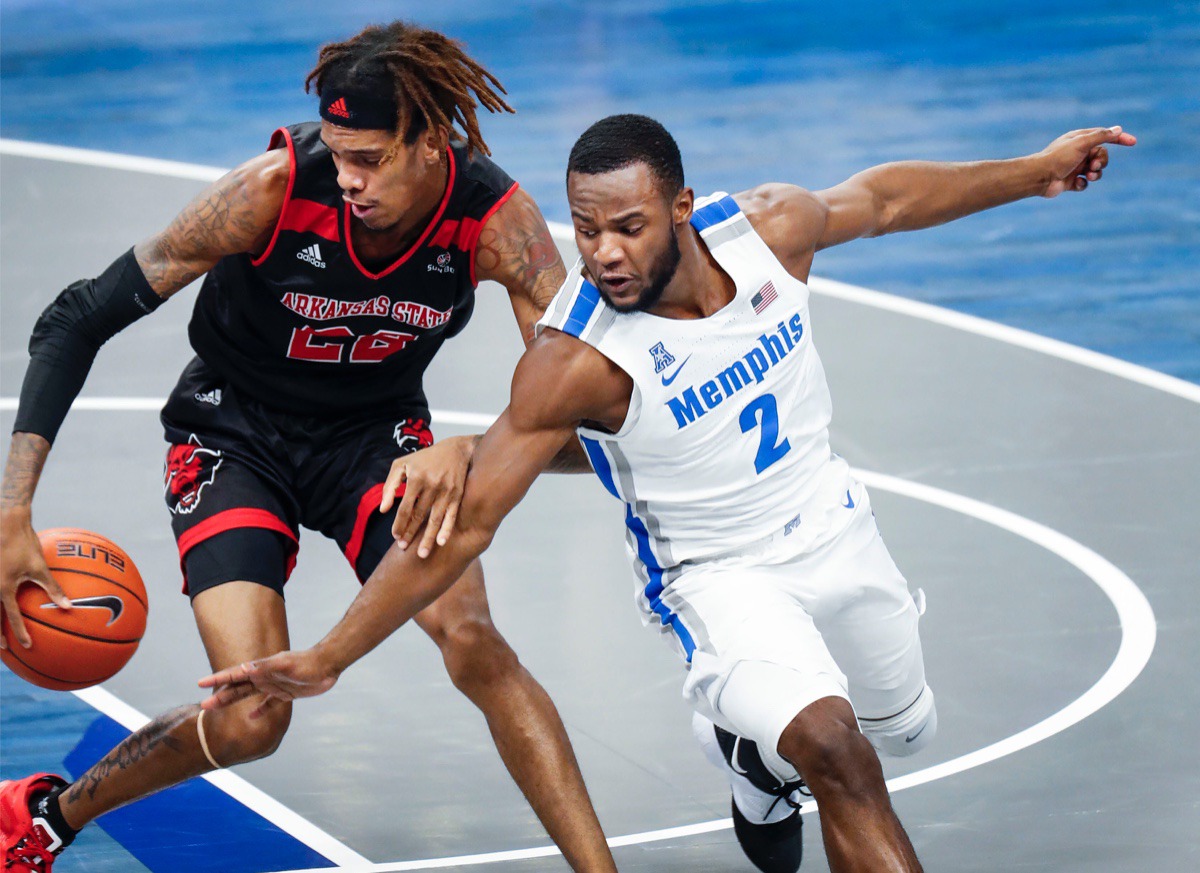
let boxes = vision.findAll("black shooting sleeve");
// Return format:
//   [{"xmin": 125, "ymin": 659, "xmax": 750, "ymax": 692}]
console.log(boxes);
[{"xmin": 12, "ymin": 249, "xmax": 165, "ymax": 443}]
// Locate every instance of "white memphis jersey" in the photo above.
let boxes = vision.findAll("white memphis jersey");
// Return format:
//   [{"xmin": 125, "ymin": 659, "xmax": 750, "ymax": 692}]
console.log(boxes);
[{"xmin": 536, "ymin": 193, "xmax": 859, "ymax": 645}]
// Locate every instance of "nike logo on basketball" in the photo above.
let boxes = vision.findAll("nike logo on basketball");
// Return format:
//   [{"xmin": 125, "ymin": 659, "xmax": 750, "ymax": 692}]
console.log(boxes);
[
  {"xmin": 41, "ymin": 595, "xmax": 124, "ymax": 626},
  {"xmin": 842, "ymin": 489, "xmax": 855, "ymax": 509},
  {"xmin": 660, "ymin": 355, "xmax": 693, "ymax": 386}
]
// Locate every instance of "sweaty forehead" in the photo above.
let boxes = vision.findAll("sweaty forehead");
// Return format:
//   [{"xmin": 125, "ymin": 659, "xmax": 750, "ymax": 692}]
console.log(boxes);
[{"xmin": 568, "ymin": 163, "xmax": 665, "ymax": 218}]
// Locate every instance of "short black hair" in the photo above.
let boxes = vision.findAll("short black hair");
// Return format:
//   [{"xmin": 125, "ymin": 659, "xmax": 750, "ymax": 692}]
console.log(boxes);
[{"xmin": 567, "ymin": 114, "xmax": 684, "ymax": 197}]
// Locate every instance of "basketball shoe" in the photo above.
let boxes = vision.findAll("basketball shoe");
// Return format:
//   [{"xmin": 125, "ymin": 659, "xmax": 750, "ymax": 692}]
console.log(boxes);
[
  {"xmin": 1, "ymin": 774, "xmax": 69, "ymax": 871},
  {"xmin": 693, "ymin": 713, "xmax": 807, "ymax": 872}
]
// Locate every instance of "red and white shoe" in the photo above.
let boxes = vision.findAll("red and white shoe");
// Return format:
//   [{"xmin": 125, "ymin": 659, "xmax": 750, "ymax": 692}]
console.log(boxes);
[{"xmin": 1, "ymin": 774, "xmax": 68, "ymax": 871}]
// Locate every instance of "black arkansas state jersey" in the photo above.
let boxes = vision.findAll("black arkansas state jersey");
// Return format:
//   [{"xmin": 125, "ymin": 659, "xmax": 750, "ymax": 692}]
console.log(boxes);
[{"xmin": 187, "ymin": 122, "xmax": 518, "ymax": 417}]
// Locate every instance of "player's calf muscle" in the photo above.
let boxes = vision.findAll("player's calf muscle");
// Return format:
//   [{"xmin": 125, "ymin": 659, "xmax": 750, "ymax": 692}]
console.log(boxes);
[
  {"xmin": 61, "ymin": 705, "xmax": 199, "ymax": 819},
  {"xmin": 62, "ymin": 698, "xmax": 292, "ymax": 824}
]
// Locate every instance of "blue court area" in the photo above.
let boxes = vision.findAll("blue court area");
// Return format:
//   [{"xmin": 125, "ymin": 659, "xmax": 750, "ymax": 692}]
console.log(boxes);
[
  {"xmin": 0, "ymin": 667, "xmax": 336, "ymax": 872},
  {"xmin": 1, "ymin": 0, "xmax": 1197, "ymax": 382}
]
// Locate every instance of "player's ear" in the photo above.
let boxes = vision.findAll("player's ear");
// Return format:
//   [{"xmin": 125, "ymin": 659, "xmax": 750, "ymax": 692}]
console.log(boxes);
[
  {"xmin": 421, "ymin": 125, "xmax": 450, "ymax": 164},
  {"xmin": 673, "ymin": 186, "xmax": 695, "ymax": 226}
]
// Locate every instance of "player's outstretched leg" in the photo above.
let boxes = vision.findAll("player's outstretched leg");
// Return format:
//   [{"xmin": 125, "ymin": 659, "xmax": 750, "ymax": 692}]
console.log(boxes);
[
  {"xmin": 777, "ymin": 695, "xmax": 921, "ymax": 873},
  {"xmin": 415, "ymin": 560, "xmax": 616, "ymax": 873},
  {"xmin": 2, "ymin": 580, "xmax": 292, "ymax": 869}
]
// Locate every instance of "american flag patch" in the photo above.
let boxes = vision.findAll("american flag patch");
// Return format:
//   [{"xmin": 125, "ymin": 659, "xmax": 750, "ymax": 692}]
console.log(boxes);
[{"xmin": 751, "ymin": 281, "xmax": 777, "ymax": 314}]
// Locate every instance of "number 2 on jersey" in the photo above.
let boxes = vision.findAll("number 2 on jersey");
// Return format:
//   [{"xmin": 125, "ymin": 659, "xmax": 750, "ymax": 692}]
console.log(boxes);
[{"xmin": 740, "ymin": 393, "xmax": 791, "ymax": 474}]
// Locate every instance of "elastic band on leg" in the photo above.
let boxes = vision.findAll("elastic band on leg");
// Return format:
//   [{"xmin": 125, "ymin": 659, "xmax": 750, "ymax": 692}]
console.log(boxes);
[{"xmin": 196, "ymin": 709, "xmax": 223, "ymax": 770}]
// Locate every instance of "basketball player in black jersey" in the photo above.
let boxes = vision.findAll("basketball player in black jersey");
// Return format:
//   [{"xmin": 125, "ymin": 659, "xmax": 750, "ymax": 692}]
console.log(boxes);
[{"xmin": 0, "ymin": 22, "xmax": 616, "ymax": 872}]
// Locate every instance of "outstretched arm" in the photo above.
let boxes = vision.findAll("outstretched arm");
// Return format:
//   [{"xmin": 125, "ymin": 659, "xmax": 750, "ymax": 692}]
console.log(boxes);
[
  {"xmin": 1, "ymin": 149, "xmax": 287, "ymax": 651},
  {"xmin": 815, "ymin": 125, "xmax": 1136, "ymax": 248},
  {"xmin": 741, "ymin": 126, "xmax": 1136, "ymax": 278},
  {"xmin": 199, "ymin": 330, "xmax": 631, "ymax": 711}
]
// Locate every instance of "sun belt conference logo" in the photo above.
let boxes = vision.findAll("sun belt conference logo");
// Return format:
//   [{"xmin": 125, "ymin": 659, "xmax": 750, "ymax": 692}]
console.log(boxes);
[
  {"xmin": 649, "ymin": 341, "xmax": 676, "ymax": 374},
  {"xmin": 427, "ymin": 251, "xmax": 455, "ymax": 274}
]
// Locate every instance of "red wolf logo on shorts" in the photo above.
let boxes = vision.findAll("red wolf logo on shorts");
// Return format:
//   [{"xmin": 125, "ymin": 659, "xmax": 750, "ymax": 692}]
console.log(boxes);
[
  {"xmin": 393, "ymin": 418, "xmax": 434, "ymax": 453},
  {"xmin": 165, "ymin": 435, "xmax": 223, "ymax": 514}
]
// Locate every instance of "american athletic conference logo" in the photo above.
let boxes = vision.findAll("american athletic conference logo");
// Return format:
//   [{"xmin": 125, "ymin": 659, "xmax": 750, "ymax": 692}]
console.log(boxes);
[
  {"xmin": 427, "ymin": 252, "xmax": 455, "ymax": 274},
  {"xmin": 649, "ymin": 342, "xmax": 676, "ymax": 374}
]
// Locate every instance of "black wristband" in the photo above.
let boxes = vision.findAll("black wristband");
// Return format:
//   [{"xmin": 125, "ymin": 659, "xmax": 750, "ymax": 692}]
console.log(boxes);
[{"xmin": 12, "ymin": 248, "xmax": 164, "ymax": 443}]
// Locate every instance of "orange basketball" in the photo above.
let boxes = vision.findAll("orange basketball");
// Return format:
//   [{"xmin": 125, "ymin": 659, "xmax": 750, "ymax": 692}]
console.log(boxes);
[{"xmin": 1, "ymin": 528, "xmax": 148, "ymax": 691}]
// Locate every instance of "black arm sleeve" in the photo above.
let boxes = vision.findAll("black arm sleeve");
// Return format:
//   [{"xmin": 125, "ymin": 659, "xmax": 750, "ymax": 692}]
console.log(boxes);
[{"xmin": 12, "ymin": 248, "xmax": 165, "ymax": 443}]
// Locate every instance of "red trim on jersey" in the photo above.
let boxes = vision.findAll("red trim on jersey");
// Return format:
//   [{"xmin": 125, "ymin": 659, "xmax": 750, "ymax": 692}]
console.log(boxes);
[
  {"xmin": 470, "ymin": 181, "xmax": 520, "ymax": 287},
  {"xmin": 344, "ymin": 147, "xmax": 458, "ymax": 281},
  {"xmin": 250, "ymin": 127, "xmax": 298, "ymax": 268},
  {"xmin": 278, "ymin": 198, "xmax": 340, "ymax": 243},
  {"xmin": 343, "ymin": 482, "xmax": 401, "ymax": 580},
  {"xmin": 176, "ymin": 508, "xmax": 299, "ymax": 595},
  {"xmin": 428, "ymin": 216, "xmax": 482, "ymax": 251}
]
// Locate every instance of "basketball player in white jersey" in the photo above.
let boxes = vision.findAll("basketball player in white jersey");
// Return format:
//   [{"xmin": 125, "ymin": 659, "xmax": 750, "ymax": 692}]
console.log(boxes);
[{"xmin": 200, "ymin": 115, "xmax": 1135, "ymax": 872}]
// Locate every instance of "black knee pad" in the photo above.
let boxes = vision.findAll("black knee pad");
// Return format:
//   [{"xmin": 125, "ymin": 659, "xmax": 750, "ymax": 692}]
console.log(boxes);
[{"xmin": 184, "ymin": 528, "xmax": 290, "ymax": 599}]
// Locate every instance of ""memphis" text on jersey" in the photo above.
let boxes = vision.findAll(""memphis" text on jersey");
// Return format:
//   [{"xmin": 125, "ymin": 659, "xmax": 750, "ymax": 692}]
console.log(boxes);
[
  {"xmin": 665, "ymin": 313, "xmax": 804, "ymax": 429},
  {"xmin": 280, "ymin": 292, "xmax": 453, "ymax": 330}
]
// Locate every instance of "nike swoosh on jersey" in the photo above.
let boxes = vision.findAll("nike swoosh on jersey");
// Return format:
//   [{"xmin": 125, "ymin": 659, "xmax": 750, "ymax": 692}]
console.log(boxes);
[
  {"xmin": 842, "ymin": 489, "xmax": 856, "ymax": 509},
  {"xmin": 41, "ymin": 595, "xmax": 124, "ymax": 626},
  {"xmin": 660, "ymin": 354, "xmax": 693, "ymax": 386}
]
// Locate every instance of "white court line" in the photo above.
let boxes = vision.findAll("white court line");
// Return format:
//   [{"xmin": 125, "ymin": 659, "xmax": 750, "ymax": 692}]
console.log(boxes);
[
  {"xmin": 18, "ymin": 398, "xmax": 1157, "ymax": 870},
  {"xmin": 0, "ymin": 397, "xmax": 498, "ymax": 430},
  {"xmin": 3, "ymin": 136, "xmax": 1196, "ymax": 406},
  {"xmin": 0, "ymin": 139, "xmax": 226, "ymax": 182},
  {"xmin": 261, "ymin": 461, "xmax": 1157, "ymax": 872},
  {"xmin": 69, "ymin": 685, "xmax": 373, "ymax": 867},
  {"xmin": 0, "ymin": 139, "xmax": 1166, "ymax": 868}
]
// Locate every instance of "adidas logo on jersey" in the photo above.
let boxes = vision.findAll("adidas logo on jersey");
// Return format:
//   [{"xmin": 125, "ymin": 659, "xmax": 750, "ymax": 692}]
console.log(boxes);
[
  {"xmin": 297, "ymin": 243, "xmax": 327, "ymax": 269},
  {"xmin": 194, "ymin": 388, "xmax": 223, "ymax": 406}
]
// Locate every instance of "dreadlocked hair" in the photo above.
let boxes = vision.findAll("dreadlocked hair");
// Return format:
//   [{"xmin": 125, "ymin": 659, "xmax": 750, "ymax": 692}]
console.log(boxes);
[{"xmin": 305, "ymin": 21, "xmax": 514, "ymax": 157}]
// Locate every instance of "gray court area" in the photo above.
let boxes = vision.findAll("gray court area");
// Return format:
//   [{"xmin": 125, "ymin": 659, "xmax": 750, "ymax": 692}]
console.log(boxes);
[{"xmin": 2, "ymin": 154, "xmax": 1198, "ymax": 871}]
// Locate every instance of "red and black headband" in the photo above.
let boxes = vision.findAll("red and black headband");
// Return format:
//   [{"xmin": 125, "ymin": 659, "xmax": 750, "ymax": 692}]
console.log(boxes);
[{"xmin": 319, "ymin": 89, "xmax": 398, "ymax": 131}]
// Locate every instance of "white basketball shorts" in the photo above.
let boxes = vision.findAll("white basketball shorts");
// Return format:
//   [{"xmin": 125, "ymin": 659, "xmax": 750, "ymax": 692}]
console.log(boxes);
[{"xmin": 655, "ymin": 489, "xmax": 931, "ymax": 766}]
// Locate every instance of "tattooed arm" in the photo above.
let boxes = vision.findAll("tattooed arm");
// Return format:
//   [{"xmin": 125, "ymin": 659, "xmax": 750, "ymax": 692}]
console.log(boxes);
[
  {"xmin": 474, "ymin": 186, "xmax": 567, "ymax": 346},
  {"xmin": 1, "ymin": 149, "xmax": 288, "ymax": 650},
  {"xmin": 134, "ymin": 148, "xmax": 288, "ymax": 294}
]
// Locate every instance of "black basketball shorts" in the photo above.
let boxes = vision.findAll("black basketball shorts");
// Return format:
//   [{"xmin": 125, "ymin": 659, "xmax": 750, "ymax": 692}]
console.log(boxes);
[{"xmin": 160, "ymin": 357, "xmax": 434, "ymax": 598}]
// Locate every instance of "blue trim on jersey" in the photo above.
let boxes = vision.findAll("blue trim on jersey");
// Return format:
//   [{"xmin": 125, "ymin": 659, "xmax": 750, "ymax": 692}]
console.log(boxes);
[
  {"xmin": 624, "ymin": 506, "xmax": 697, "ymax": 661},
  {"xmin": 690, "ymin": 195, "xmax": 741, "ymax": 231},
  {"xmin": 580, "ymin": 436, "xmax": 620, "ymax": 499},
  {"xmin": 561, "ymin": 280, "xmax": 603, "ymax": 338}
]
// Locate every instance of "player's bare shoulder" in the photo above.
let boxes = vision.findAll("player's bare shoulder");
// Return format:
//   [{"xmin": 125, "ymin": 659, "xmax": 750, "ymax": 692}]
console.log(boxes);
[
  {"xmin": 735, "ymin": 183, "xmax": 828, "ymax": 282},
  {"xmin": 207, "ymin": 147, "xmax": 293, "ymax": 257},
  {"xmin": 475, "ymin": 186, "xmax": 566, "ymax": 342},
  {"xmin": 134, "ymin": 148, "xmax": 291, "ymax": 295},
  {"xmin": 513, "ymin": 327, "xmax": 633, "ymax": 434}
]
